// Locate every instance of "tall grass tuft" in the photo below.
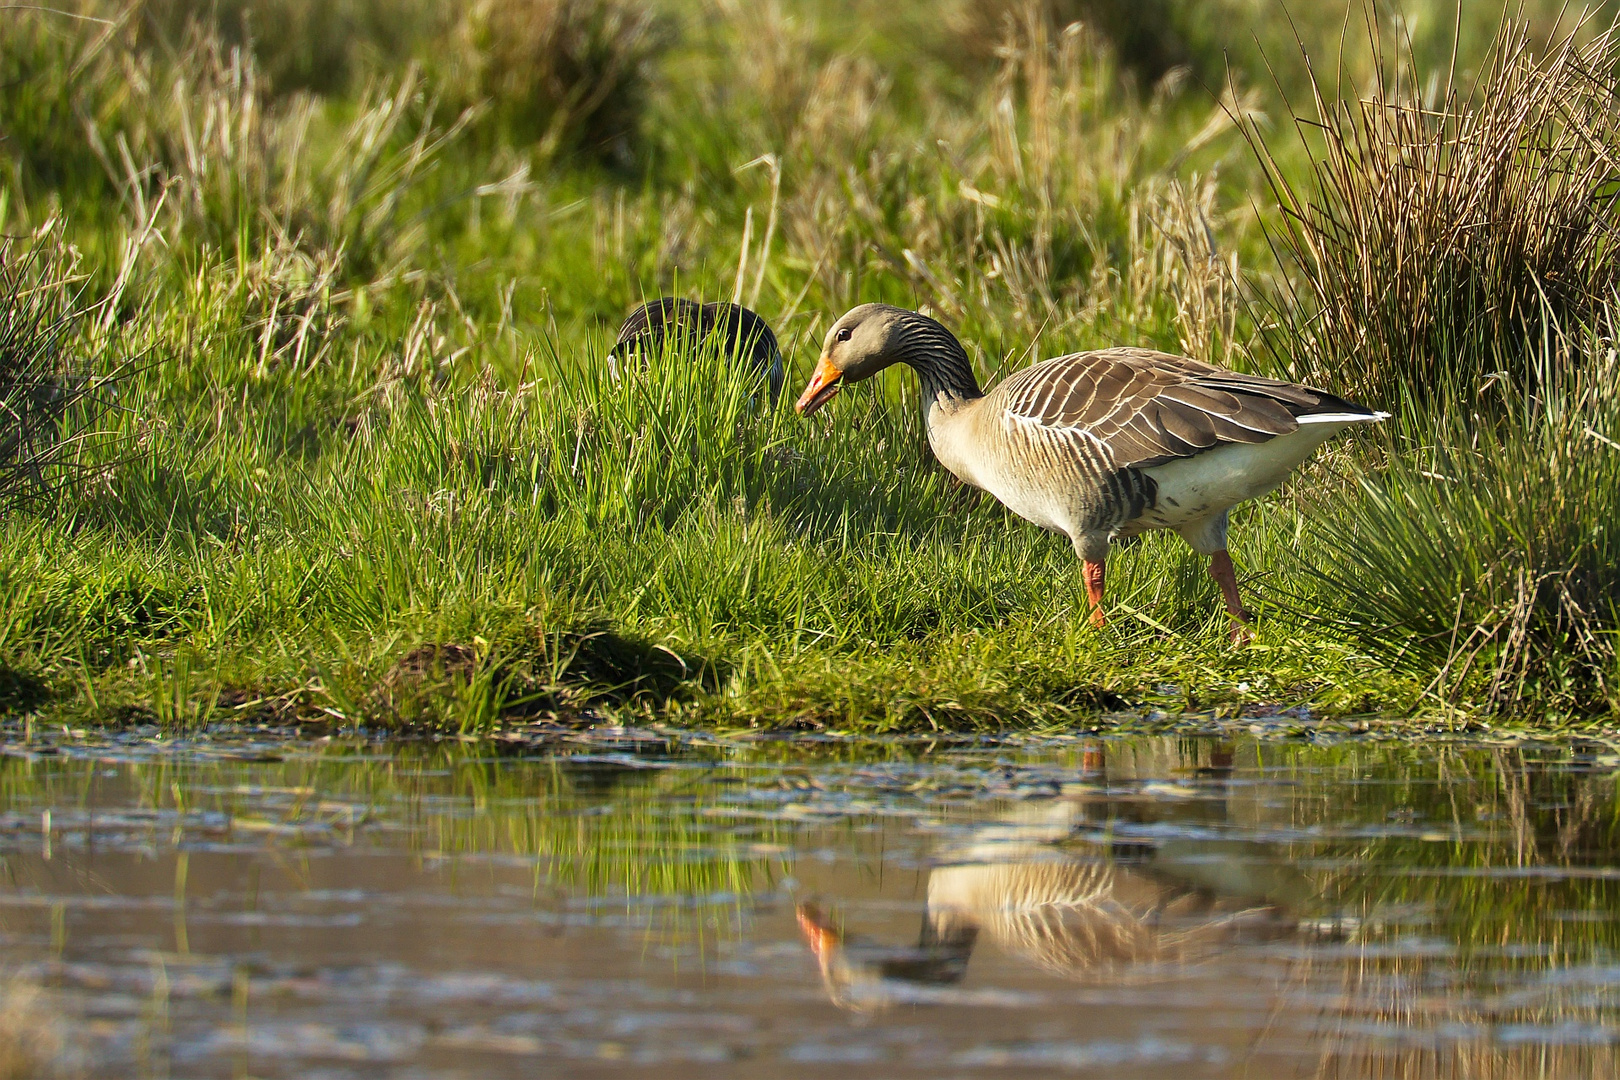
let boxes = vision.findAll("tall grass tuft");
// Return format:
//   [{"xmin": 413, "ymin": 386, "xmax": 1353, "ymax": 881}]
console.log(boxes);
[
  {"xmin": 2, "ymin": 8, "xmax": 479, "ymax": 285},
  {"xmin": 0, "ymin": 224, "xmax": 112, "ymax": 514},
  {"xmin": 446, "ymin": 0, "xmax": 666, "ymax": 163},
  {"xmin": 1246, "ymin": 14, "xmax": 1620, "ymax": 402},
  {"xmin": 1233, "ymin": 10, "xmax": 1620, "ymax": 716},
  {"xmin": 953, "ymin": 0, "xmax": 1225, "ymax": 86},
  {"xmin": 144, "ymin": 28, "xmax": 478, "ymax": 285},
  {"xmin": 130, "ymin": 0, "xmax": 432, "ymax": 96},
  {"xmin": 761, "ymin": 5, "xmax": 1258, "ymax": 359},
  {"xmin": 1307, "ymin": 321, "xmax": 1620, "ymax": 717},
  {"xmin": 118, "ymin": 0, "xmax": 666, "ymax": 162},
  {"xmin": 0, "ymin": 6, "xmax": 144, "ymax": 225}
]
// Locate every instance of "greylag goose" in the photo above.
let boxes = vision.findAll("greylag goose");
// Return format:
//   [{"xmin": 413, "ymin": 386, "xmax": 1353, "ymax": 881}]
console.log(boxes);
[
  {"xmin": 795, "ymin": 304, "xmax": 1385, "ymax": 633},
  {"xmin": 611, "ymin": 298, "xmax": 785, "ymax": 404}
]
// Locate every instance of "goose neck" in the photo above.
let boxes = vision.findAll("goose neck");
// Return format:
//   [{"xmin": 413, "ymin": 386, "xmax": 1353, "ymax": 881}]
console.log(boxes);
[{"xmin": 895, "ymin": 318, "xmax": 982, "ymax": 412}]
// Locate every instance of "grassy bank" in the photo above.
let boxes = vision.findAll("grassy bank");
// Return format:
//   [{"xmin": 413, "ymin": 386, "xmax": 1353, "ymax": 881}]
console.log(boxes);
[{"xmin": 2, "ymin": 0, "xmax": 1618, "ymax": 731}]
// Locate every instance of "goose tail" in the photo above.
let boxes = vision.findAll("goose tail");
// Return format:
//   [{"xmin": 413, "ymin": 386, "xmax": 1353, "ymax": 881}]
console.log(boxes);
[{"xmin": 1297, "ymin": 410, "xmax": 1390, "ymax": 425}]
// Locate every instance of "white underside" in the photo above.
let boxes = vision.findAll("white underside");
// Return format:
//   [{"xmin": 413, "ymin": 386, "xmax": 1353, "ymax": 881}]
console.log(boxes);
[{"xmin": 1133, "ymin": 419, "xmax": 1367, "ymax": 535}]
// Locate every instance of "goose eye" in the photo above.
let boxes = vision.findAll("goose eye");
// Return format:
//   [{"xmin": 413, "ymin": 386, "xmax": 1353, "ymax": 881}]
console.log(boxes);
[{"xmin": 836, "ymin": 327, "xmax": 852, "ymax": 342}]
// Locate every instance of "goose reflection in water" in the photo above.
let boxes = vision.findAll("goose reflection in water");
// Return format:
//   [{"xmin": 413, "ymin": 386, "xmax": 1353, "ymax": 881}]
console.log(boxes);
[{"xmin": 796, "ymin": 744, "xmax": 1325, "ymax": 1012}]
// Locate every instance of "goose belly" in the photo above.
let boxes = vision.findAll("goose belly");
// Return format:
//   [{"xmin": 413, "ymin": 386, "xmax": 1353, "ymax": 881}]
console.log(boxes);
[
  {"xmin": 982, "ymin": 474, "xmax": 1073, "ymax": 533},
  {"xmin": 930, "ymin": 424, "xmax": 1072, "ymax": 533},
  {"xmin": 953, "ymin": 455, "xmax": 1084, "ymax": 534},
  {"xmin": 1136, "ymin": 422, "xmax": 1350, "ymax": 530},
  {"xmin": 945, "ymin": 444, "xmax": 1136, "ymax": 537}
]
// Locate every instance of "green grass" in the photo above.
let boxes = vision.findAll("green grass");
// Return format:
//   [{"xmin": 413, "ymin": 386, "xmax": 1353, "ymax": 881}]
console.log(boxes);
[{"xmin": 1, "ymin": 0, "xmax": 1618, "ymax": 730}]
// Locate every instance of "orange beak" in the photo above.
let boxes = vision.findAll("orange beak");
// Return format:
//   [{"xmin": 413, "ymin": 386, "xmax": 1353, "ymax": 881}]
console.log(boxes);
[
  {"xmin": 794, "ymin": 354, "xmax": 843, "ymax": 416},
  {"xmin": 796, "ymin": 902, "xmax": 841, "ymax": 969}
]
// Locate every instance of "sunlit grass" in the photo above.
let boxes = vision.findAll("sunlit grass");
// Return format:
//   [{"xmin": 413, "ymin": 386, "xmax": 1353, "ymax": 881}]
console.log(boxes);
[{"xmin": 1, "ymin": 0, "xmax": 1618, "ymax": 726}]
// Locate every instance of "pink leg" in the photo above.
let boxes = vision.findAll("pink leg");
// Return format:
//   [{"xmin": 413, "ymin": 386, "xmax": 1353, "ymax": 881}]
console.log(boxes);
[
  {"xmin": 1209, "ymin": 549, "xmax": 1254, "ymax": 640},
  {"xmin": 1083, "ymin": 558, "xmax": 1106, "ymax": 628}
]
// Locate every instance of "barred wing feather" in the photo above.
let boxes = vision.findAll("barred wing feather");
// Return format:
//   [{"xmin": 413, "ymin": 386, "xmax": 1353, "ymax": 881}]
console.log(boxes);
[{"xmin": 996, "ymin": 348, "xmax": 1353, "ymax": 470}]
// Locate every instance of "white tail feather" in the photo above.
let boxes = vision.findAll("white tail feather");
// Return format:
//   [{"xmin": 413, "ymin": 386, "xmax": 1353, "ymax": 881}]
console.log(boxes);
[{"xmin": 1297, "ymin": 410, "xmax": 1389, "ymax": 425}]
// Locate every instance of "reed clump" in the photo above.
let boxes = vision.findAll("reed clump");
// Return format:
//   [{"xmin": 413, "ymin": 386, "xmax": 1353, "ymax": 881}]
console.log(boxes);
[
  {"xmin": 1261, "ymin": 15, "xmax": 1620, "ymax": 716},
  {"xmin": 1249, "ymin": 16, "xmax": 1620, "ymax": 402},
  {"xmin": 1310, "ymin": 326, "xmax": 1620, "ymax": 717}
]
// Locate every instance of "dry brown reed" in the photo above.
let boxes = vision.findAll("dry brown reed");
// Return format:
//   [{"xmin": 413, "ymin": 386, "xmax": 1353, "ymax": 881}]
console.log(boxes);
[
  {"xmin": 1244, "ymin": 12, "xmax": 1620, "ymax": 401},
  {"xmin": 1130, "ymin": 174, "xmax": 1247, "ymax": 366}
]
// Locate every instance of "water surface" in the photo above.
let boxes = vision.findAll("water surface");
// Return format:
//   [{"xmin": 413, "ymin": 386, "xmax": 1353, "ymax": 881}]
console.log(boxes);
[{"xmin": 3, "ymin": 727, "xmax": 1619, "ymax": 1077}]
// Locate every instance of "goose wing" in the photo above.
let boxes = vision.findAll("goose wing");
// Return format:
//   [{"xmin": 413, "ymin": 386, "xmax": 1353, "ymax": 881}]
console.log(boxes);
[{"xmin": 996, "ymin": 348, "xmax": 1346, "ymax": 469}]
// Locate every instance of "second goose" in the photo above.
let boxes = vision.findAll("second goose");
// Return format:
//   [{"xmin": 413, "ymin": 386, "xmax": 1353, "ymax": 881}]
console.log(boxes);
[{"xmin": 795, "ymin": 304, "xmax": 1385, "ymax": 633}]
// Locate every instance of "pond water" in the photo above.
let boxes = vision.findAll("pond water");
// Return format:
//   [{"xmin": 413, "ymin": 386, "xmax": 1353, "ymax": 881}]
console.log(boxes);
[{"xmin": 3, "ymin": 726, "xmax": 1620, "ymax": 1078}]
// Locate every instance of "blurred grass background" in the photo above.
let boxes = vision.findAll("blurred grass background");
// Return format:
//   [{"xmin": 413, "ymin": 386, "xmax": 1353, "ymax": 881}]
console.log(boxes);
[{"xmin": 2, "ymin": 0, "xmax": 1619, "ymax": 728}]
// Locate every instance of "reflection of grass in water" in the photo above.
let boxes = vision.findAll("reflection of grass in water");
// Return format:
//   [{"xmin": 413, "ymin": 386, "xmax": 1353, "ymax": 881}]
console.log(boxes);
[
  {"xmin": 1059, "ymin": 737, "xmax": 1620, "ymax": 1070},
  {"xmin": 1300, "ymin": 945, "xmax": 1620, "ymax": 1080},
  {"xmin": 1228, "ymin": 742, "xmax": 1620, "ymax": 1077},
  {"xmin": 0, "ymin": 745, "xmax": 788, "ymax": 953},
  {"xmin": 421, "ymin": 761, "xmax": 791, "ymax": 950},
  {"xmin": 9, "ymin": 736, "xmax": 1620, "ymax": 980},
  {"xmin": 1064, "ymin": 740, "xmax": 1620, "ymax": 1075},
  {"xmin": 1257, "ymin": 743, "xmax": 1620, "ymax": 967}
]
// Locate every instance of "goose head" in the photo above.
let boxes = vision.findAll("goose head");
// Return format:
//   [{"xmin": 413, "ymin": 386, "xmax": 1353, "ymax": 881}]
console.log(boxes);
[{"xmin": 794, "ymin": 304, "xmax": 914, "ymax": 415}]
